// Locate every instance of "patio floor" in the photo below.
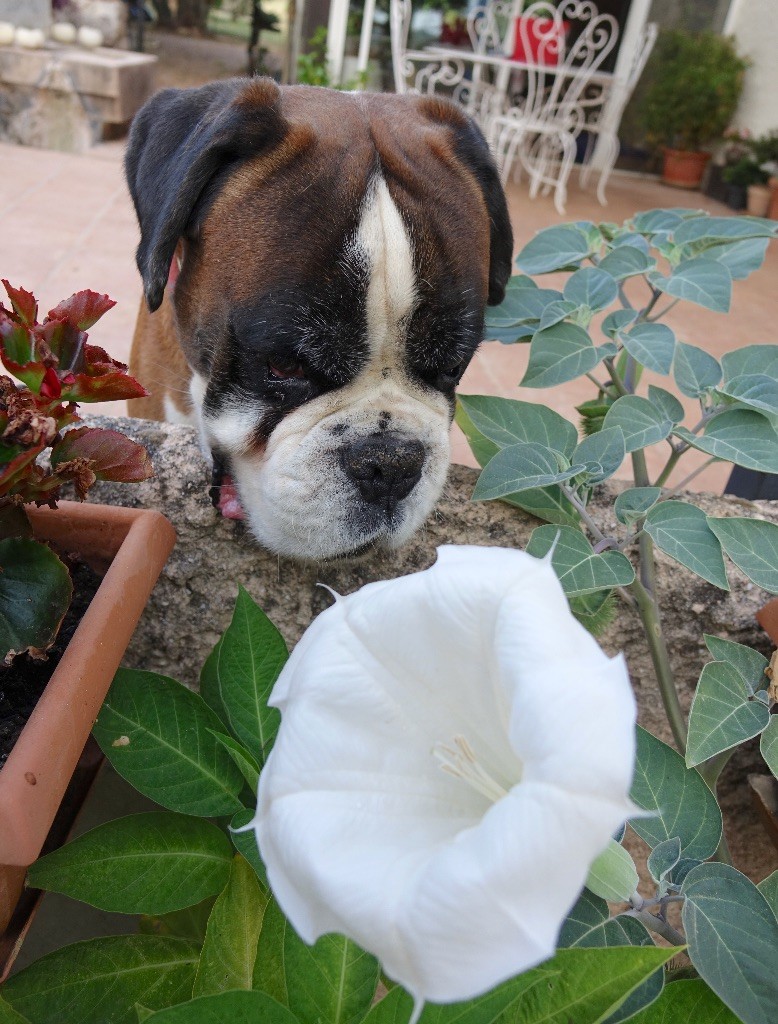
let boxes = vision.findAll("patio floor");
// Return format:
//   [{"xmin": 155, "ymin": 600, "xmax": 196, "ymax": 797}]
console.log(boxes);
[{"xmin": 2, "ymin": 138, "xmax": 776, "ymax": 495}]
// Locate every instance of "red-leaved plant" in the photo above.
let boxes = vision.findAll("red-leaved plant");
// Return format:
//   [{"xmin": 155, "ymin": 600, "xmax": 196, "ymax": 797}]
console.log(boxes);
[{"xmin": 0, "ymin": 280, "xmax": 152, "ymax": 663}]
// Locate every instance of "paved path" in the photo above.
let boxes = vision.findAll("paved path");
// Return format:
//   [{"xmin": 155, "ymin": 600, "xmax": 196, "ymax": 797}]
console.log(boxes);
[{"xmin": 2, "ymin": 138, "xmax": 775, "ymax": 493}]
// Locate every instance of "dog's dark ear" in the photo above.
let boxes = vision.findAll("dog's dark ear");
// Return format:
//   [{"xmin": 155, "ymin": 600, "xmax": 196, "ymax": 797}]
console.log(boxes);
[
  {"xmin": 416, "ymin": 98, "xmax": 513, "ymax": 306},
  {"xmin": 125, "ymin": 77, "xmax": 287, "ymax": 312}
]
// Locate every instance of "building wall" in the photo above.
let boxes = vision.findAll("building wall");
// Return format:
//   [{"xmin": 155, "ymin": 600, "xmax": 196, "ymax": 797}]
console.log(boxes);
[{"xmin": 725, "ymin": 0, "xmax": 778, "ymax": 137}]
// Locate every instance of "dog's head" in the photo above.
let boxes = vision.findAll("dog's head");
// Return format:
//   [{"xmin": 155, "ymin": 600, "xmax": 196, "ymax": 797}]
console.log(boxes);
[{"xmin": 126, "ymin": 78, "xmax": 512, "ymax": 559}]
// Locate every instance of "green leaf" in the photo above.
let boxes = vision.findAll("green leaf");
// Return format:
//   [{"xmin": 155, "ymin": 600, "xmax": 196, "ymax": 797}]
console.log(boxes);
[
  {"xmin": 229, "ymin": 808, "xmax": 267, "ymax": 888},
  {"xmin": 633, "ymin": 209, "xmax": 686, "ymax": 234},
  {"xmin": 644, "ymin": 501, "xmax": 729, "ymax": 589},
  {"xmin": 0, "ymin": 996, "xmax": 31, "ymax": 1024},
  {"xmin": 685, "ymin": 660, "xmax": 770, "ymax": 768},
  {"xmin": 672, "ymin": 215, "xmax": 778, "ymax": 246},
  {"xmin": 647, "ymin": 837, "xmax": 681, "ymax": 884},
  {"xmin": 454, "ymin": 402, "xmax": 500, "ymax": 468},
  {"xmin": 704, "ymin": 238, "xmax": 771, "ymax": 280},
  {"xmin": 563, "ymin": 267, "xmax": 619, "ymax": 312},
  {"xmin": 757, "ymin": 870, "xmax": 778, "ymax": 914},
  {"xmin": 193, "ymin": 855, "xmax": 267, "ymax": 997},
  {"xmin": 515, "ymin": 225, "xmax": 593, "ymax": 274},
  {"xmin": 521, "ymin": 322, "xmax": 600, "ymax": 388},
  {"xmin": 675, "ymin": 411, "xmax": 778, "ymax": 473},
  {"xmin": 673, "ymin": 342, "xmax": 723, "ymax": 398},
  {"xmin": 538, "ymin": 299, "xmax": 579, "ymax": 330},
  {"xmin": 0, "ymin": 537, "xmax": 72, "ymax": 662},
  {"xmin": 526, "ymin": 525, "xmax": 635, "ymax": 597},
  {"xmin": 598, "ymin": 246, "xmax": 656, "ymax": 280},
  {"xmin": 703, "ymin": 635, "xmax": 768, "ymax": 694},
  {"xmin": 568, "ymin": 589, "xmax": 618, "ymax": 636},
  {"xmin": 208, "ymin": 731, "xmax": 260, "ymax": 792},
  {"xmin": 199, "ymin": 586, "xmax": 286, "ymax": 764},
  {"xmin": 93, "ymin": 669, "xmax": 244, "ymax": 817},
  {"xmin": 457, "ymin": 395, "xmax": 578, "ymax": 458},
  {"xmin": 142, "ymin": 991, "xmax": 301, "ymax": 1024},
  {"xmin": 761, "ymin": 717, "xmax": 778, "ymax": 778},
  {"xmin": 682, "ymin": 861, "xmax": 778, "ymax": 1024},
  {"xmin": 1, "ymin": 936, "xmax": 199, "ymax": 1024},
  {"xmin": 488, "ymin": 286, "xmax": 564, "ymax": 326},
  {"xmin": 619, "ymin": 323, "xmax": 676, "ymax": 375},
  {"xmin": 652, "ymin": 258, "xmax": 732, "ymax": 312},
  {"xmin": 707, "ymin": 517, "xmax": 778, "ymax": 593},
  {"xmin": 717, "ymin": 374, "xmax": 778, "ymax": 416},
  {"xmin": 500, "ymin": 485, "xmax": 581, "ymax": 528},
  {"xmin": 573, "ymin": 427, "xmax": 625, "ymax": 483},
  {"xmin": 558, "ymin": 889, "xmax": 610, "ymax": 946},
  {"xmin": 585, "ymin": 840, "xmax": 639, "ymax": 903},
  {"xmin": 629, "ymin": 726, "xmax": 722, "ymax": 860},
  {"xmin": 471, "ymin": 443, "xmax": 581, "ymax": 501},
  {"xmin": 647, "ymin": 385, "xmax": 685, "ymax": 425},
  {"xmin": 627, "ymin": 979, "xmax": 740, "ymax": 1023},
  {"xmin": 721, "ymin": 344, "xmax": 778, "ymax": 381},
  {"xmin": 139, "ymin": 899, "xmax": 216, "ymax": 943},
  {"xmin": 602, "ymin": 396, "xmax": 673, "ymax": 453},
  {"xmin": 602, "ymin": 309, "xmax": 638, "ymax": 338},
  {"xmin": 27, "ymin": 812, "xmax": 233, "ymax": 915},
  {"xmin": 614, "ymin": 487, "xmax": 662, "ymax": 526},
  {"xmin": 254, "ymin": 898, "xmax": 380, "ymax": 1024}
]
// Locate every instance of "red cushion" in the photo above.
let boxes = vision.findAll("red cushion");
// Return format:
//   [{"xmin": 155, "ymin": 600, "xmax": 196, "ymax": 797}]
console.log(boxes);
[{"xmin": 512, "ymin": 16, "xmax": 568, "ymax": 65}]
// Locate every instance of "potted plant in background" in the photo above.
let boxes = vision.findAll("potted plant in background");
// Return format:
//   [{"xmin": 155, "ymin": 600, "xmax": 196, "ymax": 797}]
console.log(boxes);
[
  {"xmin": 0, "ymin": 281, "xmax": 176, "ymax": 942},
  {"xmin": 639, "ymin": 29, "xmax": 748, "ymax": 189},
  {"xmin": 722, "ymin": 155, "xmax": 769, "ymax": 212}
]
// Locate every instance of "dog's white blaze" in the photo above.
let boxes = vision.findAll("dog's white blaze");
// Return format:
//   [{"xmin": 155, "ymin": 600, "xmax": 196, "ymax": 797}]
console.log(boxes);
[{"xmin": 163, "ymin": 393, "xmax": 197, "ymax": 427}]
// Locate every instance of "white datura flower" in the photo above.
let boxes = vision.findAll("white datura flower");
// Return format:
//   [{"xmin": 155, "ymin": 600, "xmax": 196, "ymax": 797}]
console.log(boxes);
[{"xmin": 253, "ymin": 545, "xmax": 637, "ymax": 1009}]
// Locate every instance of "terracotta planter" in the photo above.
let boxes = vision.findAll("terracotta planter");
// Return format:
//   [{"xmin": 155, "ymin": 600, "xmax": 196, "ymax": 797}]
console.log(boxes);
[
  {"xmin": 662, "ymin": 148, "xmax": 711, "ymax": 190},
  {"xmin": 768, "ymin": 177, "xmax": 778, "ymax": 221},
  {"xmin": 747, "ymin": 183, "xmax": 771, "ymax": 218},
  {"xmin": 0, "ymin": 503, "xmax": 175, "ymax": 932}
]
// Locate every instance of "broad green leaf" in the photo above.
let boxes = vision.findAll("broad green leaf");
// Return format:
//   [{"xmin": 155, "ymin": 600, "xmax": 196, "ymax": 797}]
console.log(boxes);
[
  {"xmin": 27, "ymin": 813, "xmax": 232, "ymax": 915},
  {"xmin": 457, "ymin": 395, "xmax": 578, "ymax": 457},
  {"xmin": 454, "ymin": 402, "xmax": 500, "ymax": 468},
  {"xmin": 254, "ymin": 898, "xmax": 380, "ymax": 1024},
  {"xmin": 558, "ymin": 889, "xmax": 610, "ymax": 946},
  {"xmin": 647, "ymin": 385, "xmax": 685, "ymax": 425},
  {"xmin": 676, "ymin": 410, "xmax": 778, "ymax": 473},
  {"xmin": 633, "ymin": 209, "xmax": 686, "ymax": 234},
  {"xmin": 682, "ymin": 862, "xmax": 778, "ymax": 1024},
  {"xmin": 521, "ymin": 322, "xmax": 600, "ymax": 388},
  {"xmin": 142, "ymin": 991, "xmax": 301, "ymax": 1024},
  {"xmin": 139, "ymin": 899, "xmax": 215, "ymax": 943},
  {"xmin": 717, "ymin": 374, "xmax": 778, "ymax": 416},
  {"xmin": 610, "ymin": 230, "xmax": 651, "ymax": 253},
  {"xmin": 193, "ymin": 855, "xmax": 268, "ymax": 997},
  {"xmin": 230, "ymin": 808, "xmax": 268, "ymax": 888},
  {"xmin": 704, "ymin": 238, "xmax": 771, "ymax": 280},
  {"xmin": 602, "ymin": 396, "xmax": 673, "ymax": 453},
  {"xmin": 486, "ymin": 284, "xmax": 565, "ymax": 336},
  {"xmin": 93, "ymin": 670, "xmax": 244, "ymax": 817},
  {"xmin": 627, "ymin": 979, "xmax": 740, "ymax": 1023},
  {"xmin": 644, "ymin": 501, "xmax": 729, "ymax": 589},
  {"xmin": 629, "ymin": 727, "xmax": 722, "ymax": 860},
  {"xmin": 472, "ymin": 443, "xmax": 581, "ymax": 500},
  {"xmin": 757, "ymin": 870, "xmax": 778, "ymax": 914},
  {"xmin": 647, "ymin": 837, "xmax": 681, "ymax": 883},
  {"xmin": 0, "ymin": 538, "xmax": 71, "ymax": 662},
  {"xmin": 685, "ymin": 661, "xmax": 770, "ymax": 768},
  {"xmin": 721, "ymin": 344, "xmax": 778, "ymax": 381},
  {"xmin": 673, "ymin": 342, "xmax": 722, "ymax": 398},
  {"xmin": 526, "ymin": 525, "xmax": 635, "ymax": 597},
  {"xmin": 614, "ymin": 487, "xmax": 662, "ymax": 526},
  {"xmin": 538, "ymin": 299, "xmax": 579, "ymax": 330},
  {"xmin": 707, "ymin": 517, "xmax": 778, "ymax": 593},
  {"xmin": 672, "ymin": 215, "xmax": 778, "ymax": 246},
  {"xmin": 619, "ymin": 323, "xmax": 675, "ymax": 375},
  {"xmin": 602, "ymin": 309, "xmax": 638, "ymax": 338},
  {"xmin": 0, "ymin": 996, "xmax": 31, "ymax": 1024},
  {"xmin": 208, "ymin": 731, "xmax": 260, "ymax": 792},
  {"xmin": 1, "ymin": 936, "xmax": 199, "ymax": 1024},
  {"xmin": 703, "ymin": 635, "xmax": 769, "ymax": 693},
  {"xmin": 563, "ymin": 267, "xmax": 619, "ymax": 312},
  {"xmin": 585, "ymin": 840, "xmax": 638, "ymax": 903},
  {"xmin": 652, "ymin": 258, "xmax": 732, "ymax": 313},
  {"xmin": 515, "ymin": 225, "xmax": 593, "ymax": 274},
  {"xmin": 598, "ymin": 246, "xmax": 656, "ymax": 280},
  {"xmin": 199, "ymin": 586, "xmax": 286, "ymax": 763},
  {"xmin": 573, "ymin": 427, "xmax": 625, "ymax": 483},
  {"xmin": 501, "ymin": 485, "xmax": 581, "ymax": 528},
  {"xmin": 761, "ymin": 717, "xmax": 778, "ymax": 778}
]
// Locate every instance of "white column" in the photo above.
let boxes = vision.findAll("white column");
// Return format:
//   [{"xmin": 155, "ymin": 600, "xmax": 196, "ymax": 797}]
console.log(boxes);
[
  {"xmin": 357, "ymin": 0, "xmax": 378, "ymax": 76},
  {"xmin": 326, "ymin": 0, "xmax": 350, "ymax": 86}
]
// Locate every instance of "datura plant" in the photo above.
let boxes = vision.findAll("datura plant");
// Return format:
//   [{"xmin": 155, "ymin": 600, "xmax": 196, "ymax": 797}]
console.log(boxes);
[{"xmin": 2, "ymin": 211, "xmax": 777, "ymax": 1024}]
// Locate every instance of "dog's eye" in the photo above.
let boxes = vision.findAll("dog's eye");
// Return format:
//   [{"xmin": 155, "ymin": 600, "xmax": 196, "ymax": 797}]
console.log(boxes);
[
  {"xmin": 268, "ymin": 359, "xmax": 307, "ymax": 381},
  {"xmin": 441, "ymin": 361, "xmax": 464, "ymax": 382}
]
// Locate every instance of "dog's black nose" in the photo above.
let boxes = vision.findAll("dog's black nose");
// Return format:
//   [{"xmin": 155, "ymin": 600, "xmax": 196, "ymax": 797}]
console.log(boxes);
[{"xmin": 340, "ymin": 432, "xmax": 425, "ymax": 512}]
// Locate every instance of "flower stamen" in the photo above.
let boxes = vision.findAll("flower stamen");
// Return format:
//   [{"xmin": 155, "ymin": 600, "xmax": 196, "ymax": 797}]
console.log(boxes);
[{"xmin": 433, "ymin": 735, "xmax": 509, "ymax": 804}]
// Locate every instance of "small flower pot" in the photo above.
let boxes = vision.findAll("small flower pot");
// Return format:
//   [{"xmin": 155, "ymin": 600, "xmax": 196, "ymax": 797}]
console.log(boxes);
[
  {"xmin": 0, "ymin": 503, "xmax": 175, "ymax": 934},
  {"xmin": 661, "ymin": 148, "xmax": 711, "ymax": 190},
  {"xmin": 769, "ymin": 177, "xmax": 778, "ymax": 220},
  {"xmin": 725, "ymin": 183, "xmax": 747, "ymax": 211},
  {"xmin": 747, "ymin": 183, "xmax": 771, "ymax": 218}
]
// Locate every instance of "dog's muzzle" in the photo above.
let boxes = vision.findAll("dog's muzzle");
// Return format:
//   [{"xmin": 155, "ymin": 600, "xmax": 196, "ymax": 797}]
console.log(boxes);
[{"xmin": 338, "ymin": 431, "xmax": 426, "ymax": 517}]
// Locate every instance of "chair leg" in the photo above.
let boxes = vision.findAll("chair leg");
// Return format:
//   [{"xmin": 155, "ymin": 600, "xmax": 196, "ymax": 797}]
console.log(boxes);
[{"xmin": 596, "ymin": 134, "xmax": 619, "ymax": 206}]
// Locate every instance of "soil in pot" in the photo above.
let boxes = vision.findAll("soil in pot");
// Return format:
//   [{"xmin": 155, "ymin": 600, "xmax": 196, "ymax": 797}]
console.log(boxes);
[{"xmin": 0, "ymin": 561, "xmax": 101, "ymax": 769}]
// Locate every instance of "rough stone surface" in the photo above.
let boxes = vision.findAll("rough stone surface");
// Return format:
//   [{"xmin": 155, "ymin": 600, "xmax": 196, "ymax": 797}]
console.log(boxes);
[
  {"xmin": 69, "ymin": 1, "xmax": 127, "ymax": 48},
  {"xmin": 84, "ymin": 415, "xmax": 778, "ymax": 880},
  {"xmin": 0, "ymin": 1, "xmax": 50, "ymax": 30}
]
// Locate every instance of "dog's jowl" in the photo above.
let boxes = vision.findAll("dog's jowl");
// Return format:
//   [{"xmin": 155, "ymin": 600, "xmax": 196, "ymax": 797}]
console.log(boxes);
[{"xmin": 125, "ymin": 78, "xmax": 513, "ymax": 559}]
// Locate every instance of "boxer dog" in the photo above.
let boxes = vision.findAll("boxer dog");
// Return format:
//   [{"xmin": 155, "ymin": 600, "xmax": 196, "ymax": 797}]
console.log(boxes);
[{"xmin": 126, "ymin": 77, "xmax": 512, "ymax": 560}]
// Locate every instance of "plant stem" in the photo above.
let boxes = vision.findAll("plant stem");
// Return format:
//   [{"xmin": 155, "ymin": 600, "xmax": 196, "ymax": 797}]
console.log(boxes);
[
  {"xmin": 625, "ymin": 908, "xmax": 686, "ymax": 946},
  {"xmin": 559, "ymin": 483, "xmax": 610, "ymax": 546},
  {"xmin": 647, "ymin": 298, "xmax": 680, "ymax": 322},
  {"xmin": 659, "ymin": 456, "xmax": 719, "ymax": 497},
  {"xmin": 653, "ymin": 449, "xmax": 683, "ymax": 488},
  {"xmin": 699, "ymin": 750, "xmax": 735, "ymax": 865}
]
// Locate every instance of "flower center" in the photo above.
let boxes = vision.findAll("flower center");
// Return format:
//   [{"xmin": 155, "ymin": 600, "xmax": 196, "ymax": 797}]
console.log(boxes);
[{"xmin": 433, "ymin": 735, "xmax": 509, "ymax": 804}]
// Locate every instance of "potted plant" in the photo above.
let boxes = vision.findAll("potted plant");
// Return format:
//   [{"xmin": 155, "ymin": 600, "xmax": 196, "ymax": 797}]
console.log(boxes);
[
  {"xmin": 0, "ymin": 281, "xmax": 176, "ymax": 937},
  {"xmin": 640, "ymin": 29, "xmax": 748, "ymax": 189},
  {"xmin": 722, "ymin": 155, "xmax": 769, "ymax": 211}
]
